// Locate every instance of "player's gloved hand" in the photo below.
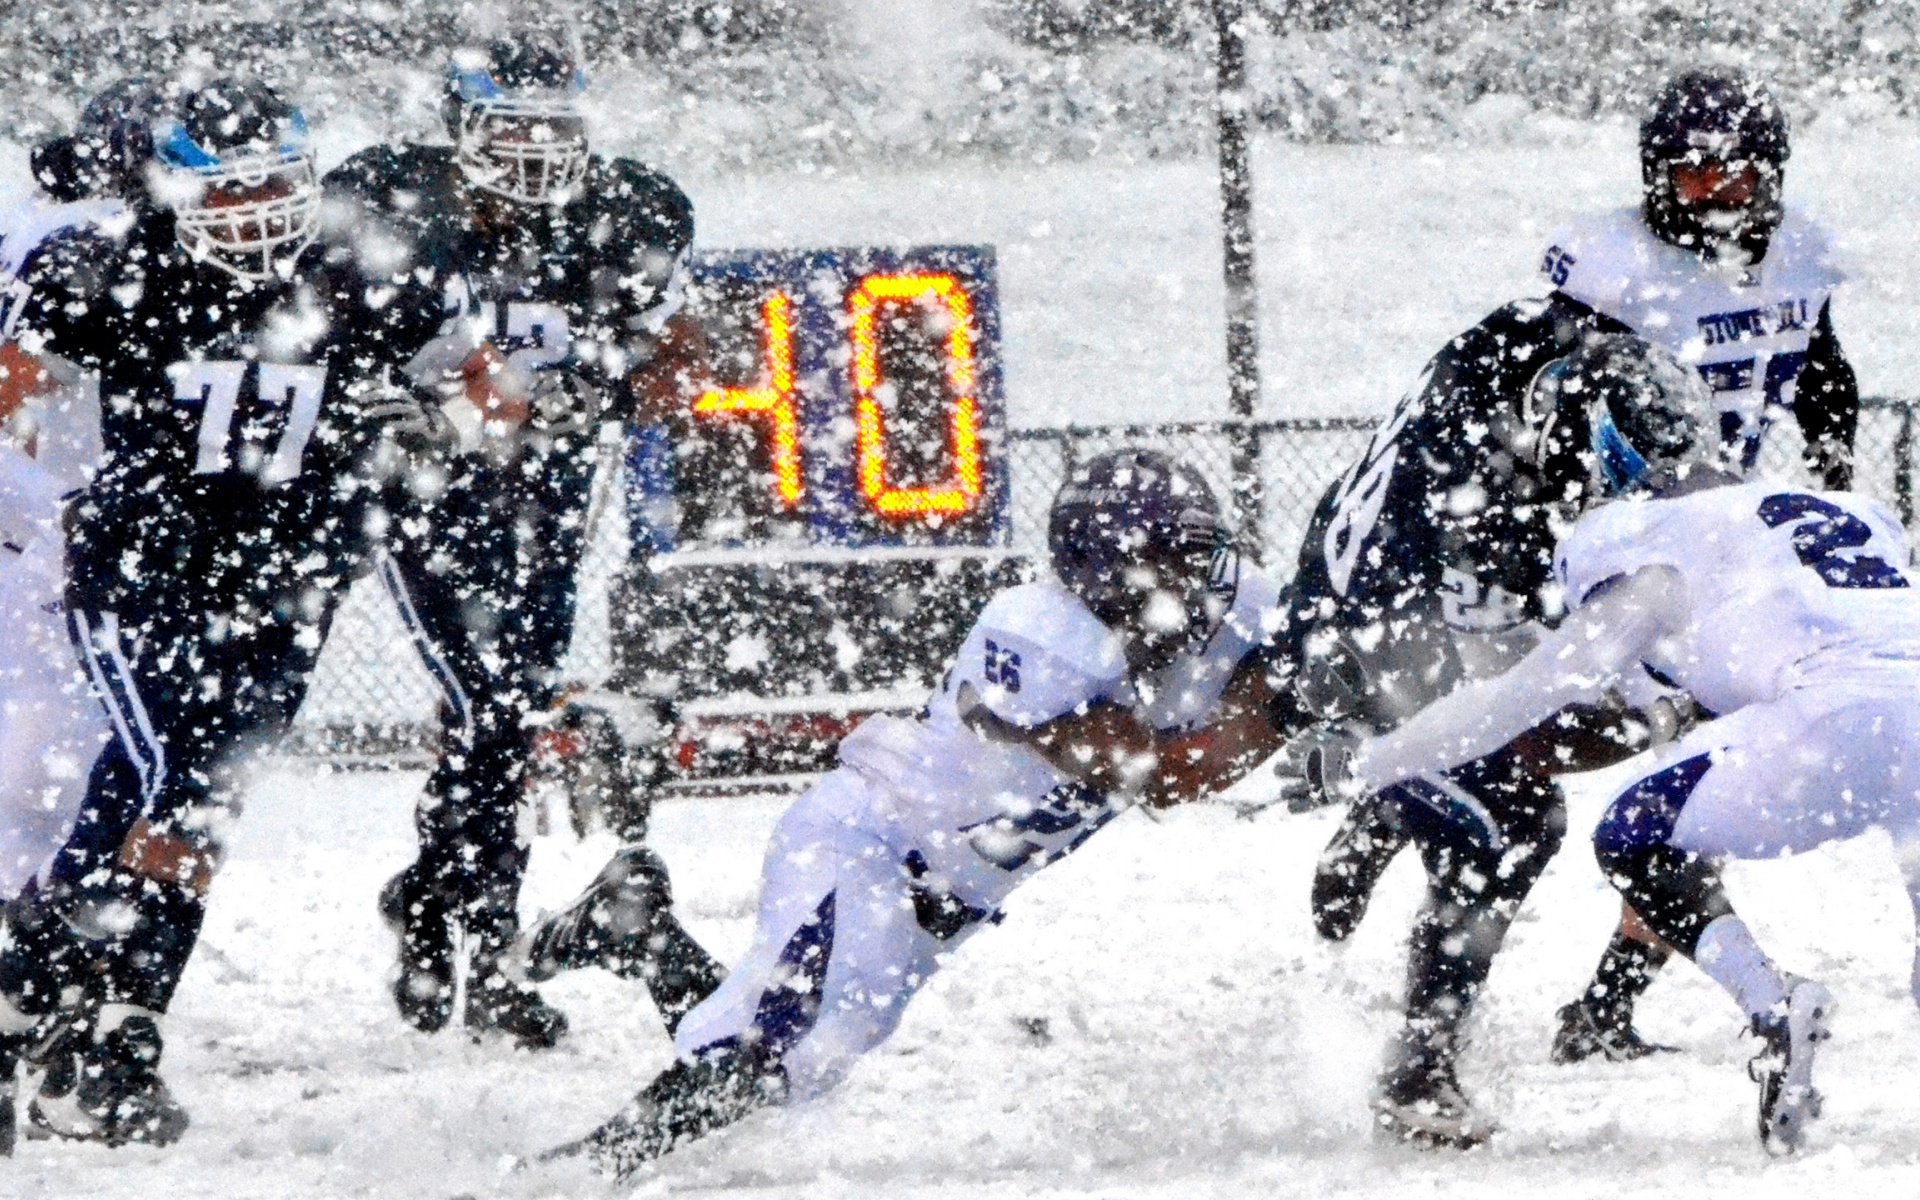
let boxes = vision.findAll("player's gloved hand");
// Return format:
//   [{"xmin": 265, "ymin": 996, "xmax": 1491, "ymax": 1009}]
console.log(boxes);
[{"xmin": 1274, "ymin": 724, "xmax": 1364, "ymax": 813}]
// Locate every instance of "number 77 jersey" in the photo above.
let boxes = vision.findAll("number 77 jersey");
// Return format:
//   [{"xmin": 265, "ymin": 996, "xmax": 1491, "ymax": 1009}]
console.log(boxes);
[
  {"xmin": 7, "ymin": 206, "xmax": 461, "ymax": 611},
  {"xmin": 1556, "ymin": 481, "xmax": 1920, "ymax": 718}
]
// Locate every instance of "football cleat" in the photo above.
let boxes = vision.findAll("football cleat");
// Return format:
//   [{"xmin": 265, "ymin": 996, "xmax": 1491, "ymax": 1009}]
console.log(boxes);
[
  {"xmin": 1372, "ymin": 1053, "xmax": 1495, "ymax": 1150},
  {"xmin": 525, "ymin": 846, "xmax": 674, "ymax": 983},
  {"xmin": 464, "ymin": 973, "xmax": 568, "ymax": 1051},
  {"xmin": 548, "ymin": 1048, "xmax": 784, "ymax": 1181},
  {"xmin": 1550, "ymin": 999, "xmax": 1678, "ymax": 1064},
  {"xmin": 379, "ymin": 866, "xmax": 456, "ymax": 1035},
  {"xmin": 1750, "ymin": 978, "xmax": 1835, "ymax": 1156},
  {"xmin": 1310, "ymin": 792, "xmax": 1409, "ymax": 942},
  {"xmin": 30, "ymin": 1009, "xmax": 188, "ymax": 1147}
]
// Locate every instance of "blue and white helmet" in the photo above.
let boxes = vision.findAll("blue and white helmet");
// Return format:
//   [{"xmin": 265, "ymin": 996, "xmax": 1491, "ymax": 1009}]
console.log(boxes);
[
  {"xmin": 151, "ymin": 79, "xmax": 320, "ymax": 283},
  {"xmin": 1531, "ymin": 333, "xmax": 1722, "ymax": 499},
  {"xmin": 444, "ymin": 28, "xmax": 589, "ymax": 205},
  {"xmin": 1049, "ymin": 448, "xmax": 1239, "ymax": 668}
]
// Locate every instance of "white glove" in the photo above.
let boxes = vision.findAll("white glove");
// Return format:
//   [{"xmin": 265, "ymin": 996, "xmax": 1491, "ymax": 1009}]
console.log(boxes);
[{"xmin": 1275, "ymin": 724, "xmax": 1364, "ymax": 813}]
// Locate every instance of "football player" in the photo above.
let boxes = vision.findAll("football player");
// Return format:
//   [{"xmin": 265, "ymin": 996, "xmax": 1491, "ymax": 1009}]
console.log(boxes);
[
  {"xmin": 0, "ymin": 80, "xmax": 171, "ymax": 904},
  {"xmin": 1286, "ymin": 68, "xmax": 1858, "ymax": 1142},
  {"xmin": 324, "ymin": 21, "xmax": 701, "ymax": 1050},
  {"xmin": 1343, "ymin": 332, "xmax": 1912, "ymax": 1156},
  {"xmin": 0, "ymin": 78, "xmax": 465, "ymax": 1149},
  {"xmin": 538, "ymin": 449, "xmax": 1290, "ymax": 1180}
]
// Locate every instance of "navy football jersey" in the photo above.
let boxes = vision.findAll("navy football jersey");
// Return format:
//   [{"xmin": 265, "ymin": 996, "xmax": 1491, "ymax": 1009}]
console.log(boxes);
[
  {"xmin": 8, "ymin": 203, "xmax": 460, "ymax": 614},
  {"xmin": 323, "ymin": 144, "xmax": 692, "ymax": 433}
]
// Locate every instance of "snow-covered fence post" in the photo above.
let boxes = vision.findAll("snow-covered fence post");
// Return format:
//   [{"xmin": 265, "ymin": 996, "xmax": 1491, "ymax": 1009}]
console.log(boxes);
[{"xmin": 1212, "ymin": 0, "xmax": 1262, "ymax": 537}]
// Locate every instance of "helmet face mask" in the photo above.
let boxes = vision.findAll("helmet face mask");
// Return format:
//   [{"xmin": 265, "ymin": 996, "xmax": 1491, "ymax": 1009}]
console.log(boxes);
[
  {"xmin": 152, "ymin": 83, "xmax": 320, "ymax": 284},
  {"xmin": 1048, "ymin": 450, "xmax": 1238, "ymax": 672},
  {"xmin": 447, "ymin": 37, "xmax": 589, "ymax": 206}
]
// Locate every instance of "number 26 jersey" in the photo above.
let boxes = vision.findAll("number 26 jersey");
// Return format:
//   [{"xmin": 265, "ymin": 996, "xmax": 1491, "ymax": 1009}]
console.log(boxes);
[{"xmin": 1557, "ymin": 481, "xmax": 1920, "ymax": 718}]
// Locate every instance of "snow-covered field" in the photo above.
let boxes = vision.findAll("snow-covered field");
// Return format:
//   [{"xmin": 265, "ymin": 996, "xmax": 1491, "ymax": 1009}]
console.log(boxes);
[
  {"xmin": 11, "ymin": 761, "xmax": 1920, "ymax": 1199},
  {"xmin": 12, "ymin": 122, "xmax": 1920, "ymax": 1196}
]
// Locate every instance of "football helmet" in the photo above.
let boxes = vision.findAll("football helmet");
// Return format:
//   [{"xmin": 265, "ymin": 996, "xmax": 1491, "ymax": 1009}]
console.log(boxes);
[
  {"xmin": 444, "ymin": 30, "xmax": 589, "ymax": 205},
  {"xmin": 1048, "ymin": 448, "xmax": 1238, "ymax": 670},
  {"xmin": 32, "ymin": 78, "xmax": 172, "ymax": 202},
  {"xmin": 151, "ymin": 79, "xmax": 320, "ymax": 283},
  {"xmin": 1641, "ymin": 69, "xmax": 1790, "ymax": 263},
  {"xmin": 1529, "ymin": 333, "xmax": 1721, "ymax": 499}
]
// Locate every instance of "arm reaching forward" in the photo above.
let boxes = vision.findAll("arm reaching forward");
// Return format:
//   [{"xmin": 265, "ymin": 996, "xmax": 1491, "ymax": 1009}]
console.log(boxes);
[{"xmin": 1350, "ymin": 565, "xmax": 1686, "ymax": 794}]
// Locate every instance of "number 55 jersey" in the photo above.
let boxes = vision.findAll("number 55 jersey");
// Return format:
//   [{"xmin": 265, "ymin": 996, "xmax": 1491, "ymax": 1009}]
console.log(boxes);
[{"xmin": 6, "ymin": 203, "xmax": 462, "ymax": 619}]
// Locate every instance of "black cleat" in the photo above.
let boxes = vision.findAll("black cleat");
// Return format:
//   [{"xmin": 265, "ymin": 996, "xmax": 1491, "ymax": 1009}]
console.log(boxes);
[
  {"xmin": 380, "ymin": 865, "xmax": 456, "ymax": 1035},
  {"xmin": 1372, "ymin": 1053, "xmax": 1494, "ymax": 1149},
  {"xmin": 1311, "ymin": 793, "xmax": 1410, "ymax": 942},
  {"xmin": 1751, "ymin": 979, "xmax": 1835, "ymax": 1156},
  {"xmin": 548, "ymin": 1049, "xmax": 784, "ymax": 1180},
  {"xmin": 525, "ymin": 847, "xmax": 674, "ymax": 982},
  {"xmin": 31, "ymin": 1010, "xmax": 188, "ymax": 1147},
  {"xmin": 465, "ymin": 974, "xmax": 568, "ymax": 1051},
  {"xmin": 1550, "ymin": 1000, "xmax": 1678, "ymax": 1064}
]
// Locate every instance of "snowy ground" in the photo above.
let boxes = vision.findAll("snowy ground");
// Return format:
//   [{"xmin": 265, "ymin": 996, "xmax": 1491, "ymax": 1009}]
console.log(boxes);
[
  {"xmin": 11, "ymin": 124, "xmax": 1920, "ymax": 1195},
  {"xmin": 10, "ymin": 761, "xmax": 1920, "ymax": 1199}
]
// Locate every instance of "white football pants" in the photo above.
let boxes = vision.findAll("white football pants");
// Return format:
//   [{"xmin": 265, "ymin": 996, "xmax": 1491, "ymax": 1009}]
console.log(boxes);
[
  {"xmin": 0, "ymin": 539, "xmax": 107, "ymax": 897},
  {"xmin": 672, "ymin": 769, "xmax": 977, "ymax": 1101}
]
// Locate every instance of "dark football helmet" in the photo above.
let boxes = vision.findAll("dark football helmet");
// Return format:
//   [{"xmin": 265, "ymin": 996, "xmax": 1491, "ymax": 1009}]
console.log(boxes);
[
  {"xmin": 31, "ymin": 78, "xmax": 173, "ymax": 203},
  {"xmin": 1641, "ymin": 69, "xmax": 1790, "ymax": 263},
  {"xmin": 443, "ymin": 27, "xmax": 589, "ymax": 205},
  {"xmin": 150, "ymin": 79, "xmax": 320, "ymax": 282},
  {"xmin": 1048, "ymin": 448, "xmax": 1238, "ymax": 670},
  {"xmin": 1529, "ymin": 333, "xmax": 1720, "ymax": 499}
]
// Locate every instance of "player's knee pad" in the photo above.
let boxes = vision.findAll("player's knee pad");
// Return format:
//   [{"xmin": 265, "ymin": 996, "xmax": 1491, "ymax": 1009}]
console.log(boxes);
[{"xmin": 1592, "ymin": 754, "xmax": 1728, "ymax": 956}]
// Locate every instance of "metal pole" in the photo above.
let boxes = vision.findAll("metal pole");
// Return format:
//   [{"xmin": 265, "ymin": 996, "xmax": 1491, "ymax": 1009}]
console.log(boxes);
[
  {"xmin": 1212, "ymin": 0, "xmax": 1263, "ymax": 539},
  {"xmin": 1897, "ymin": 403, "xmax": 1915, "ymax": 528}
]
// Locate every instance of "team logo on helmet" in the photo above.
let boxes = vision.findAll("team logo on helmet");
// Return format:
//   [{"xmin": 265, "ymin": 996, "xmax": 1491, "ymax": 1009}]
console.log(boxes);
[{"xmin": 151, "ymin": 79, "xmax": 320, "ymax": 283}]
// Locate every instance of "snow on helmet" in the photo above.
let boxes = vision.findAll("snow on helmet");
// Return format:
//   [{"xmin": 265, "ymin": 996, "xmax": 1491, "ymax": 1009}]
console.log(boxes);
[
  {"xmin": 32, "ymin": 77, "xmax": 172, "ymax": 203},
  {"xmin": 1640, "ymin": 69, "xmax": 1790, "ymax": 263},
  {"xmin": 444, "ymin": 25, "xmax": 589, "ymax": 206},
  {"xmin": 1048, "ymin": 448, "xmax": 1238, "ymax": 668},
  {"xmin": 151, "ymin": 79, "xmax": 320, "ymax": 283},
  {"xmin": 1530, "ymin": 333, "xmax": 1721, "ymax": 499}
]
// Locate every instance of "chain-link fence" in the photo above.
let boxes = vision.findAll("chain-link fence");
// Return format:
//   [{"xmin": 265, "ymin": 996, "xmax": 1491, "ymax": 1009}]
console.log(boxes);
[{"xmin": 284, "ymin": 398, "xmax": 1919, "ymax": 762}]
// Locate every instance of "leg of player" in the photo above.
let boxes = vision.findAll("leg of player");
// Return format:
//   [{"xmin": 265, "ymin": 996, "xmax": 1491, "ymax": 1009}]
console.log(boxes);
[
  {"xmin": 1372, "ymin": 751, "xmax": 1564, "ymax": 1148},
  {"xmin": 1551, "ymin": 901, "xmax": 1678, "ymax": 1063},
  {"xmin": 1310, "ymin": 788, "xmax": 1412, "ymax": 942},
  {"xmin": 546, "ymin": 772, "xmax": 975, "ymax": 1179},
  {"xmin": 1589, "ymin": 693, "xmax": 1877, "ymax": 1155}
]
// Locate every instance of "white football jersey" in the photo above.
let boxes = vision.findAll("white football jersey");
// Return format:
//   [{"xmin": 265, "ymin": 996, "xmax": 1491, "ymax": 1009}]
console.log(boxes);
[
  {"xmin": 1541, "ymin": 207, "xmax": 1843, "ymax": 455},
  {"xmin": 0, "ymin": 197, "xmax": 118, "ymax": 552},
  {"xmin": 835, "ymin": 563, "xmax": 1281, "ymax": 910},
  {"xmin": 1557, "ymin": 481, "xmax": 1920, "ymax": 718}
]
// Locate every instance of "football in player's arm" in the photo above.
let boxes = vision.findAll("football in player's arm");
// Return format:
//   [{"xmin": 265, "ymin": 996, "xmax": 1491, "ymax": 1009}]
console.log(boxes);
[
  {"xmin": 0, "ymin": 78, "xmax": 465, "ymax": 1150},
  {"xmin": 1342, "ymin": 336, "xmax": 1916, "ymax": 1156},
  {"xmin": 319, "ymin": 21, "xmax": 710, "ymax": 1051},
  {"xmin": 531, "ymin": 450, "xmax": 1288, "ymax": 1181}
]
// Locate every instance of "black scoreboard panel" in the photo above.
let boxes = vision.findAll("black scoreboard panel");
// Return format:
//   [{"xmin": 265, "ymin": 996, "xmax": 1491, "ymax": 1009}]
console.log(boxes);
[{"xmin": 615, "ymin": 245, "xmax": 1028, "ymax": 778}]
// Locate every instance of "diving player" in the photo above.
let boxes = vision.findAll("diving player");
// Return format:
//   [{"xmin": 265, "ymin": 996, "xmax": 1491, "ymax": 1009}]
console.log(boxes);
[
  {"xmin": 1291, "ymin": 68, "xmax": 1858, "ymax": 1133},
  {"xmin": 541, "ymin": 449, "xmax": 1290, "ymax": 1180},
  {"xmin": 0, "ymin": 80, "xmax": 172, "ymax": 902},
  {"xmin": 0, "ymin": 78, "xmax": 464, "ymax": 1149},
  {"xmin": 1343, "ymin": 332, "xmax": 1908, "ymax": 1156},
  {"xmin": 324, "ymin": 21, "xmax": 699, "ymax": 1049}
]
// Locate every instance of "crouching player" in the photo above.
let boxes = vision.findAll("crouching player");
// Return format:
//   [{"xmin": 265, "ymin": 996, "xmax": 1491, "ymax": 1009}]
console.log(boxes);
[
  {"xmin": 540, "ymin": 449, "xmax": 1290, "ymax": 1178},
  {"xmin": 1341, "ymin": 333, "xmax": 1915, "ymax": 1154}
]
